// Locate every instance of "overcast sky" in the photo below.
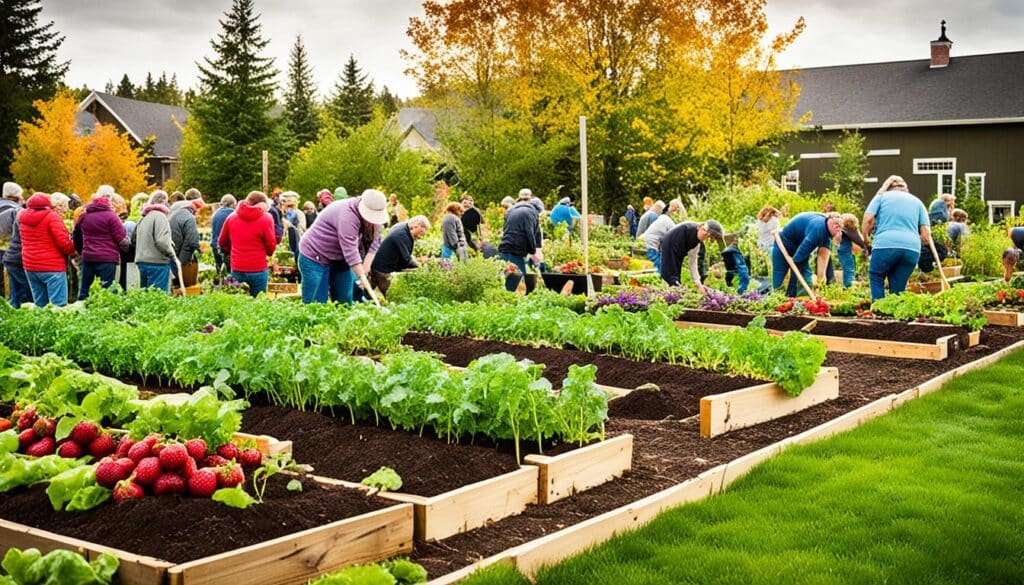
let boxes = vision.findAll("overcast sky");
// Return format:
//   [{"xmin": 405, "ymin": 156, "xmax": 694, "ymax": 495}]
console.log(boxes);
[{"xmin": 41, "ymin": 0, "xmax": 1024, "ymax": 101}]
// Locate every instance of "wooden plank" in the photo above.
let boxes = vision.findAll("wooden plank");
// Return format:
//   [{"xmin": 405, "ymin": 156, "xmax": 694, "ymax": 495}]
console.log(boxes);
[
  {"xmin": 675, "ymin": 320, "xmax": 738, "ymax": 332},
  {"xmin": 524, "ymin": 435, "xmax": 633, "ymax": 504},
  {"xmin": 0, "ymin": 519, "xmax": 88, "ymax": 557},
  {"xmin": 719, "ymin": 443, "xmax": 784, "ymax": 490},
  {"xmin": 424, "ymin": 557, "xmax": 518, "ymax": 585},
  {"xmin": 813, "ymin": 334, "xmax": 948, "ymax": 360},
  {"xmin": 84, "ymin": 547, "xmax": 173, "ymax": 585},
  {"xmin": 784, "ymin": 396, "xmax": 895, "ymax": 447},
  {"xmin": 698, "ymin": 464, "xmax": 728, "ymax": 496},
  {"xmin": 968, "ymin": 330, "xmax": 980, "ymax": 347},
  {"xmin": 891, "ymin": 387, "xmax": 920, "ymax": 409},
  {"xmin": 700, "ymin": 367, "xmax": 839, "ymax": 438},
  {"xmin": 983, "ymin": 309, "xmax": 1024, "ymax": 327},
  {"xmin": 167, "ymin": 504, "xmax": 413, "ymax": 585}
]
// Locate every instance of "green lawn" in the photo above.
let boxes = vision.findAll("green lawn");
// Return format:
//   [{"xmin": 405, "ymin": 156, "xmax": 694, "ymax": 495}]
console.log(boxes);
[{"xmin": 463, "ymin": 350, "xmax": 1024, "ymax": 585}]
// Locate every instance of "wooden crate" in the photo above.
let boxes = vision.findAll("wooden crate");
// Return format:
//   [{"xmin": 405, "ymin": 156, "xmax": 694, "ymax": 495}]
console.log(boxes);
[
  {"xmin": 267, "ymin": 282, "xmax": 299, "ymax": 294},
  {"xmin": 524, "ymin": 434, "xmax": 633, "ymax": 504},
  {"xmin": 0, "ymin": 498, "xmax": 413, "ymax": 585},
  {"xmin": 699, "ymin": 367, "xmax": 839, "ymax": 438},
  {"xmin": 983, "ymin": 309, "xmax": 1024, "ymax": 327},
  {"xmin": 941, "ymin": 264, "xmax": 962, "ymax": 278}
]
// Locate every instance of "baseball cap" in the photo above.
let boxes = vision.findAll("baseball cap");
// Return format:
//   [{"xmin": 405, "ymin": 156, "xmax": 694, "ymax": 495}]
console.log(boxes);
[{"xmin": 704, "ymin": 220, "xmax": 725, "ymax": 244}]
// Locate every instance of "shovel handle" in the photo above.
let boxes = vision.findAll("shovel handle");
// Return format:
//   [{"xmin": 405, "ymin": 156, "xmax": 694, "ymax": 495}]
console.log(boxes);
[{"xmin": 772, "ymin": 229, "xmax": 818, "ymax": 301}]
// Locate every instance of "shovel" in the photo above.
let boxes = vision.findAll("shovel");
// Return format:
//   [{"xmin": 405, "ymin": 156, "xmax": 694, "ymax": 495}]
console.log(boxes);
[
  {"xmin": 772, "ymin": 229, "xmax": 817, "ymax": 301},
  {"xmin": 927, "ymin": 236, "xmax": 952, "ymax": 291},
  {"xmin": 169, "ymin": 242, "xmax": 187, "ymax": 296}
]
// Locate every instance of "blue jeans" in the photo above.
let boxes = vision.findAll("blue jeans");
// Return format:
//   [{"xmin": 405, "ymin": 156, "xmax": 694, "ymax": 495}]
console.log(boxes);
[
  {"xmin": 26, "ymin": 270, "xmax": 68, "ymax": 307},
  {"xmin": 299, "ymin": 253, "xmax": 355, "ymax": 304},
  {"xmin": 727, "ymin": 263, "xmax": 751, "ymax": 294},
  {"xmin": 869, "ymin": 248, "xmax": 920, "ymax": 300},
  {"xmin": 838, "ymin": 250, "xmax": 856, "ymax": 289},
  {"xmin": 771, "ymin": 243, "xmax": 811, "ymax": 297},
  {"xmin": 441, "ymin": 245, "xmax": 454, "ymax": 260},
  {"xmin": 231, "ymin": 270, "xmax": 268, "ymax": 297},
  {"xmin": 3, "ymin": 263, "xmax": 33, "ymax": 308},
  {"xmin": 79, "ymin": 261, "xmax": 117, "ymax": 300},
  {"xmin": 500, "ymin": 252, "xmax": 528, "ymax": 292},
  {"xmin": 646, "ymin": 248, "xmax": 662, "ymax": 275},
  {"xmin": 137, "ymin": 262, "xmax": 171, "ymax": 293}
]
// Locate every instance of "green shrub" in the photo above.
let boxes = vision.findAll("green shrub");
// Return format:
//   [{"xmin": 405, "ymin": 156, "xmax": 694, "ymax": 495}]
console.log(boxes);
[
  {"xmin": 388, "ymin": 257, "xmax": 505, "ymax": 304},
  {"xmin": 959, "ymin": 223, "xmax": 1006, "ymax": 278},
  {"xmin": 688, "ymin": 183, "xmax": 862, "ymax": 232}
]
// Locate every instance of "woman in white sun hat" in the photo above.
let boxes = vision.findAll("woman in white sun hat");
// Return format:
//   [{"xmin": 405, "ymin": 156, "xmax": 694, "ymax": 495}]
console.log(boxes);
[{"xmin": 298, "ymin": 188, "xmax": 389, "ymax": 304}]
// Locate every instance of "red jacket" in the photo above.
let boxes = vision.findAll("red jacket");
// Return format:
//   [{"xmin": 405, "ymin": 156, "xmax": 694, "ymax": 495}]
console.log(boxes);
[
  {"xmin": 18, "ymin": 193, "xmax": 75, "ymax": 272},
  {"xmin": 218, "ymin": 201, "xmax": 277, "ymax": 272}
]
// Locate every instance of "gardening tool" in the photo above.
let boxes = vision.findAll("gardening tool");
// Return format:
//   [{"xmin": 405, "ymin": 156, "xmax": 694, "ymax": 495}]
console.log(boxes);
[
  {"xmin": 358, "ymin": 271, "xmax": 382, "ymax": 308},
  {"xmin": 772, "ymin": 229, "xmax": 818, "ymax": 301},
  {"xmin": 168, "ymin": 242, "xmax": 187, "ymax": 296},
  {"xmin": 927, "ymin": 236, "xmax": 952, "ymax": 291}
]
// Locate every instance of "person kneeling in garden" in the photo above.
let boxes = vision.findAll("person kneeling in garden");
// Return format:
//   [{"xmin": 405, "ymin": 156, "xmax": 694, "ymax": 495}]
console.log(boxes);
[
  {"xmin": 660, "ymin": 220, "xmax": 725, "ymax": 293},
  {"xmin": 370, "ymin": 215, "xmax": 430, "ymax": 297},
  {"xmin": 721, "ymin": 236, "xmax": 751, "ymax": 294},
  {"xmin": 217, "ymin": 191, "xmax": 277, "ymax": 297}
]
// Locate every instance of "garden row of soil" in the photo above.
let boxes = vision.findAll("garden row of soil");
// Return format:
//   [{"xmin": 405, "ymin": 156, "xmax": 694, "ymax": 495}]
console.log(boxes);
[
  {"xmin": 401, "ymin": 332, "xmax": 762, "ymax": 420},
  {"xmin": 409, "ymin": 326, "xmax": 1024, "ymax": 577},
  {"xmin": 0, "ymin": 474, "xmax": 388, "ymax": 564},
  {"xmin": 678, "ymin": 309, "xmax": 973, "ymax": 347}
]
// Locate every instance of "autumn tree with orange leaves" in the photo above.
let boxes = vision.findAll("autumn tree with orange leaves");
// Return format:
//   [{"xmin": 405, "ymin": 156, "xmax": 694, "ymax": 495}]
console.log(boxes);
[
  {"xmin": 404, "ymin": 0, "xmax": 804, "ymax": 211},
  {"xmin": 10, "ymin": 93, "xmax": 151, "ymax": 198}
]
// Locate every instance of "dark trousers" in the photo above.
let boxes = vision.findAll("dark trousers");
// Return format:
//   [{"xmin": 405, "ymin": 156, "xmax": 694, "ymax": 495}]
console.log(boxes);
[{"xmin": 79, "ymin": 261, "xmax": 118, "ymax": 300}]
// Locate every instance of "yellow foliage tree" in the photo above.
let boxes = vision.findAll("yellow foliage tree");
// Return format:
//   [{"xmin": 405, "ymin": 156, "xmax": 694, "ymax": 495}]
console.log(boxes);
[{"xmin": 11, "ymin": 93, "xmax": 151, "ymax": 198}]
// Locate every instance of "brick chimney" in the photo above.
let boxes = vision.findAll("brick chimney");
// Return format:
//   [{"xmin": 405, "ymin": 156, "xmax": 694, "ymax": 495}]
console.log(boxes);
[{"xmin": 930, "ymin": 20, "xmax": 953, "ymax": 68}]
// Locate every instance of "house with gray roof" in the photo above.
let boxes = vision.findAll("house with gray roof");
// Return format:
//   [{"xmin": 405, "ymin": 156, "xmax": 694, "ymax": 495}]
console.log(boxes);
[
  {"xmin": 77, "ymin": 91, "xmax": 189, "ymax": 186},
  {"xmin": 782, "ymin": 22, "xmax": 1024, "ymax": 222}
]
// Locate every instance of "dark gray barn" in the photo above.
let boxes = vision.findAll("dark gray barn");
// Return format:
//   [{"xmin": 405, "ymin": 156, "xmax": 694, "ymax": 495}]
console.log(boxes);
[{"xmin": 782, "ymin": 23, "xmax": 1024, "ymax": 222}]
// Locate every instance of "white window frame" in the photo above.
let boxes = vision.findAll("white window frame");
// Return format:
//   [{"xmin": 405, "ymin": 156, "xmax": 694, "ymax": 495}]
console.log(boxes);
[
  {"xmin": 799, "ymin": 152, "xmax": 838, "ymax": 160},
  {"xmin": 987, "ymin": 200, "xmax": 1015, "ymax": 224},
  {"xmin": 913, "ymin": 157, "xmax": 957, "ymax": 196},
  {"xmin": 781, "ymin": 170, "xmax": 800, "ymax": 193},
  {"xmin": 964, "ymin": 172, "xmax": 986, "ymax": 201},
  {"xmin": 867, "ymin": 149, "xmax": 901, "ymax": 157}
]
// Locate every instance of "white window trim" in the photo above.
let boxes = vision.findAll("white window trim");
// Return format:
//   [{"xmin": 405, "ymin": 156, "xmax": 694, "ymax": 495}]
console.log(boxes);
[
  {"xmin": 799, "ymin": 152, "xmax": 839, "ymax": 159},
  {"xmin": 965, "ymin": 172, "xmax": 986, "ymax": 202},
  {"xmin": 913, "ymin": 157, "xmax": 956, "ymax": 196},
  {"xmin": 867, "ymin": 149, "xmax": 901, "ymax": 157},
  {"xmin": 864, "ymin": 177, "xmax": 879, "ymax": 183},
  {"xmin": 987, "ymin": 200, "xmax": 1015, "ymax": 224}
]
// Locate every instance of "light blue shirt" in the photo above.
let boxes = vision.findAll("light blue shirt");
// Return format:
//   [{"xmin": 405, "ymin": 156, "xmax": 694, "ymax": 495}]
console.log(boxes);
[
  {"xmin": 866, "ymin": 191, "xmax": 929, "ymax": 251},
  {"xmin": 549, "ymin": 204, "xmax": 581, "ymax": 229}
]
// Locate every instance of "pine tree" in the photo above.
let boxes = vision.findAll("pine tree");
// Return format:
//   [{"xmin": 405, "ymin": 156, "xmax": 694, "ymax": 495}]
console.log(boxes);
[
  {"xmin": 328, "ymin": 55, "xmax": 375, "ymax": 135},
  {"xmin": 283, "ymin": 35, "xmax": 320, "ymax": 150},
  {"xmin": 0, "ymin": 0, "xmax": 69, "ymax": 179},
  {"xmin": 181, "ymin": 0, "xmax": 280, "ymax": 195},
  {"xmin": 376, "ymin": 86, "xmax": 400, "ymax": 116},
  {"xmin": 104, "ymin": 80, "xmax": 115, "ymax": 94},
  {"xmin": 139, "ymin": 72, "xmax": 156, "ymax": 101},
  {"xmin": 115, "ymin": 74, "xmax": 135, "ymax": 98}
]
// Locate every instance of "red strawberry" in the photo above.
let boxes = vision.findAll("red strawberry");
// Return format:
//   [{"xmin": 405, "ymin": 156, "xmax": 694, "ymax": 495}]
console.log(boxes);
[
  {"xmin": 217, "ymin": 464, "xmax": 244, "ymax": 488},
  {"xmin": 115, "ymin": 437, "xmax": 136, "ymax": 459},
  {"xmin": 0, "ymin": 419, "xmax": 11, "ymax": 432},
  {"xmin": 134, "ymin": 457, "xmax": 162, "ymax": 486},
  {"xmin": 158, "ymin": 443, "xmax": 189, "ymax": 471},
  {"xmin": 16, "ymin": 408, "xmax": 37, "ymax": 431},
  {"xmin": 18, "ymin": 429, "xmax": 37, "ymax": 451},
  {"xmin": 70, "ymin": 421, "xmax": 99, "ymax": 446},
  {"xmin": 238, "ymin": 448, "xmax": 262, "ymax": 469},
  {"xmin": 142, "ymin": 433, "xmax": 161, "ymax": 447},
  {"xmin": 113, "ymin": 477, "xmax": 145, "ymax": 504},
  {"xmin": 115, "ymin": 457, "xmax": 136, "ymax": 476},
  {"xmin": 95, "ymin": 459, "xmax": 127, "ymax": 488},
  {"xmin": 89, "ymin": 435, "xmax": 117, "ymax": 458},
  {"xmin": 188, "ymin": 468, "xmax": 219, "ymax": 498},
  {"xmin": 201, "ymin": 455, "xmax": 229, "ymax": 468},
  {"xmin": 184, "ymin": 439, "xmax": 207, "ymax": 461},
  {"xmin": 127, "ymin": 440, "xmax": 153, "ymax": 462},
  {"xmin": 153, "ymin": 473, "xmax": 186, "ymax": 496},
  {"xmin": 26, "ymin": 437, "xmax": 56, "ymax": 457},
  {"xmin": 216, "ymin": 443, "xmax": 239, "ymax": 461},
  {"xmin": 57, "ymin": 440, "xmax": 84, "ymax": 459},
  {"xmin": 31, "ymin": 418, "xmax": 55, "ymax": 438},
  {"xmin": 182, "ymin": 456, "xmax": 198, "ymax": 479}
]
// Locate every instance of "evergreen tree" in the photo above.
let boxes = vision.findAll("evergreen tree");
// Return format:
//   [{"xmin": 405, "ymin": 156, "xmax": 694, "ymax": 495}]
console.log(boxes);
[
  {"xmin": 328, "ymin": 55, "xmax": 374, "ymax": 135},
  {"xmin": 0, "ymin": 0, "xmax": 69, "ymax": 178},
  {"xmin": 283, "ymin": 35, "xmax": 320, "ymax": 150},
  {"xmin": 104, "ymin": 80, "xmax": 115, "ymax": 94},
  {"xmin": 181, "ymin": 0, "xmax": 281, "ymax": 195},
  {"xmin": 139, "ymin": 72, "xmax": 156, "ymax": 101},
  {"xmin": 115, "ymin": 74, "xmax": 135, "ymax": 98},
  {"xmin": 376, "ymin": 85, "xmax": 400, "ymax": 116}
]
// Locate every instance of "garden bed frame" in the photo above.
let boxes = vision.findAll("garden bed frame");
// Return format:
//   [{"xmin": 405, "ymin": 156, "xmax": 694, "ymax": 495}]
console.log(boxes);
[
  {"xmin": 983, "ymin": 309, "xmax": 1024, "ymax": 327},
  {"xmin": 424, "ymin": 340, "xmax": 1024, "ymax": 584},
  {"xmin": 0, "ymin": 488, "xmax": 413, "ymax": 585},
  {"xmin": 523, "ymin": 434, "xmax": 634, "ymax": 505}
]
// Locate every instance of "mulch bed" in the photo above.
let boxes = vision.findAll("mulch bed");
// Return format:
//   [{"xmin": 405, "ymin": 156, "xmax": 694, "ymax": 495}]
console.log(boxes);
[
  {"xmin": 402, "ymin": 332, "xmax": 762, "ymax": 420},
  {"xmin": 0, "ymin": 474, "xmax": 389, "ymax": 564},
  {"xmin": 410, "ymin": 326, "xmax": 1024, "ymax": 577}
]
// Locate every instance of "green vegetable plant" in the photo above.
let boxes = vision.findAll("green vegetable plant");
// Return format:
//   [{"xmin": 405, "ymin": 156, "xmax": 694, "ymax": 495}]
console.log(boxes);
[
  {"xmin": 0, "ymin": 547, "xmax": 118, "ymax": 585},
  {"xmin": 361, "ymin": 467, "xmax": 403, "ymax": 492}
]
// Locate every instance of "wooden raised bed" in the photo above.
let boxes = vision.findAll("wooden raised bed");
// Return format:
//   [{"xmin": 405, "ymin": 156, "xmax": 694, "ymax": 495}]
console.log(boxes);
[
  {"xmin": 524, "ymin": 434, "xmax": 634, "ymax": 504},
  {"xmin": 983, "ymin": 309, "xmax": 1024, "ymax": 327},
  {"xmin": 0, "ymin": 495, "xmax": 413, "ymax": 585}
]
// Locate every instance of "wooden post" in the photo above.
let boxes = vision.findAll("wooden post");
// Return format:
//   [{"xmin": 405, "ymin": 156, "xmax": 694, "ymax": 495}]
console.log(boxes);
[
  {"xmin": 579, "ymin": 116, "xmax": 593, "ymax": 297},
  {"xmin": 261, "ymin": 150, "xmax": 269, "ymax": 194}
]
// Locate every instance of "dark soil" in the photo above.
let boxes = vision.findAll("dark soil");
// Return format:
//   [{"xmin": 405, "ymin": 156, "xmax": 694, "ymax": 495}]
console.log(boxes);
[
  {"xmin": 0, "ymin": 474, "xmax": 390, "ymax": 564},
  {"xmin": 239, "ymin": 405, "xmax": 521, "ymax": 496},
  {"xmin": 401, "ymin": 332, "xmax": 762, "ymax": 420},
  {"xmin": 409, "ymin": 326, "xmax": 1024, "ymax": 577}
]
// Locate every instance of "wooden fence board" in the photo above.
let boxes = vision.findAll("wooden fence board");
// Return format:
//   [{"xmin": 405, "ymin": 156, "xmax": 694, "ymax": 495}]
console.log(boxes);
[{"xmin": 524, "ymin": 435, "xmax": 633, "ymax": 504}]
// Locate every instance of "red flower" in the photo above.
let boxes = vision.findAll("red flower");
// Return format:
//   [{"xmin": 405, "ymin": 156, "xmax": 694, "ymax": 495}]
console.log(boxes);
[{"xmin": 996, "ymin": 291, "xmax": 1007, "ymax": 302}]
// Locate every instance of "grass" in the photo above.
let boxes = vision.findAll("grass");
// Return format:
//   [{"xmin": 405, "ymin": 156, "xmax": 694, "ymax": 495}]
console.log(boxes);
[{"xmin": 462, "ymin": 350, "xmax": 1024, "ymax": 585}]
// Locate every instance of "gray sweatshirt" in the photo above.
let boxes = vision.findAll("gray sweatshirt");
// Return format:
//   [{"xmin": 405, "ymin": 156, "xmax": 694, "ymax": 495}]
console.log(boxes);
[
  {"xmin": 441, "ymin": 213, "xmax": 467, "ymax": 252},
  {"xmin": 134, "ymin": 205, "xmax": 175, "ymax": 264}
]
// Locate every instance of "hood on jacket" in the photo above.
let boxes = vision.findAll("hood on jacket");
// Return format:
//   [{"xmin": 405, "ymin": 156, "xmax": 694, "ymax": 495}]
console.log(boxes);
[
  {"xmin": 170, "ymin": 200, "xmax": 195, "ymax": 214},
  {"xmin": 235, "ymin": 201, "xmax": 266, "ymax": 222},
  {"xmin": 26, "ymin": 193, "xmax": 52, "ymax": 210},
  {"xmin": 84, "ymin": 198, "xmax": 113, "ymax": 213},
  {"xmin": 142, "ymin": 204, "xmax": 170, "ymax": 216}
]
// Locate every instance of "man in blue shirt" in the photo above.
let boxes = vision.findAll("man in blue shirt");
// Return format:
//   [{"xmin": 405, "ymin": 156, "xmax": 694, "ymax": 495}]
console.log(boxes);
[
  {"xmin": 772, "ymin": 211, "xmax": 842, "ymax": 296},
  {"xmin": 210, "ymin": 194, "xmax": 236, "ymax": 279},
  {"xmin": 549, "ymin": 197, "xmax": 582, "ymax": 233},
  {"xmin": 928, "ymin": 193, "xmax": 954, "ymax": 224}
]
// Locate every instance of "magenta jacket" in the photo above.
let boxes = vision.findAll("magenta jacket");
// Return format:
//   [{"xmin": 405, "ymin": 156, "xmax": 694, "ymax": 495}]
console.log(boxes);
[{"xmin": 72, "ymin": 198, "xmax": 128, "ymax": 263}]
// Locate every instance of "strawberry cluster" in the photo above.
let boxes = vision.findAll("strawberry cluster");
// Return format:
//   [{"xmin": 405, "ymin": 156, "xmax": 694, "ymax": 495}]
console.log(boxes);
[
  {"xmin": 96, "ymin": 435, "xmax": 264, "ymax": 504},
  {"xmin": 2, "ymin": 409, "xmax": 117, "ymax": 460},
  {"xmin": 775, "ymin": 298, "xmax": 831, "ymax": 316},
  {"xmin": 557, "ymin": 261, "xmax": 600, "ymax": 275}
]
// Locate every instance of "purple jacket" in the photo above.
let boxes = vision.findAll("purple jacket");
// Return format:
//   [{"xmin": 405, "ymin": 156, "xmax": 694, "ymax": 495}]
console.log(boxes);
[
  {"xmin": 298, "ymin": 197, "xmax": 380, "ymax": 267},
  {"xmin": 73, "ymin": 198, "xmax": 128, "ymax": 263}
]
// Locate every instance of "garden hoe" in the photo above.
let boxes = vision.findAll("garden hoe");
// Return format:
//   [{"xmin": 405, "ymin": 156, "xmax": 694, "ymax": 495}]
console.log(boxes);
[{"xmin": 772, "ymin": 228, "xmax": 818, "ymax": 301}]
